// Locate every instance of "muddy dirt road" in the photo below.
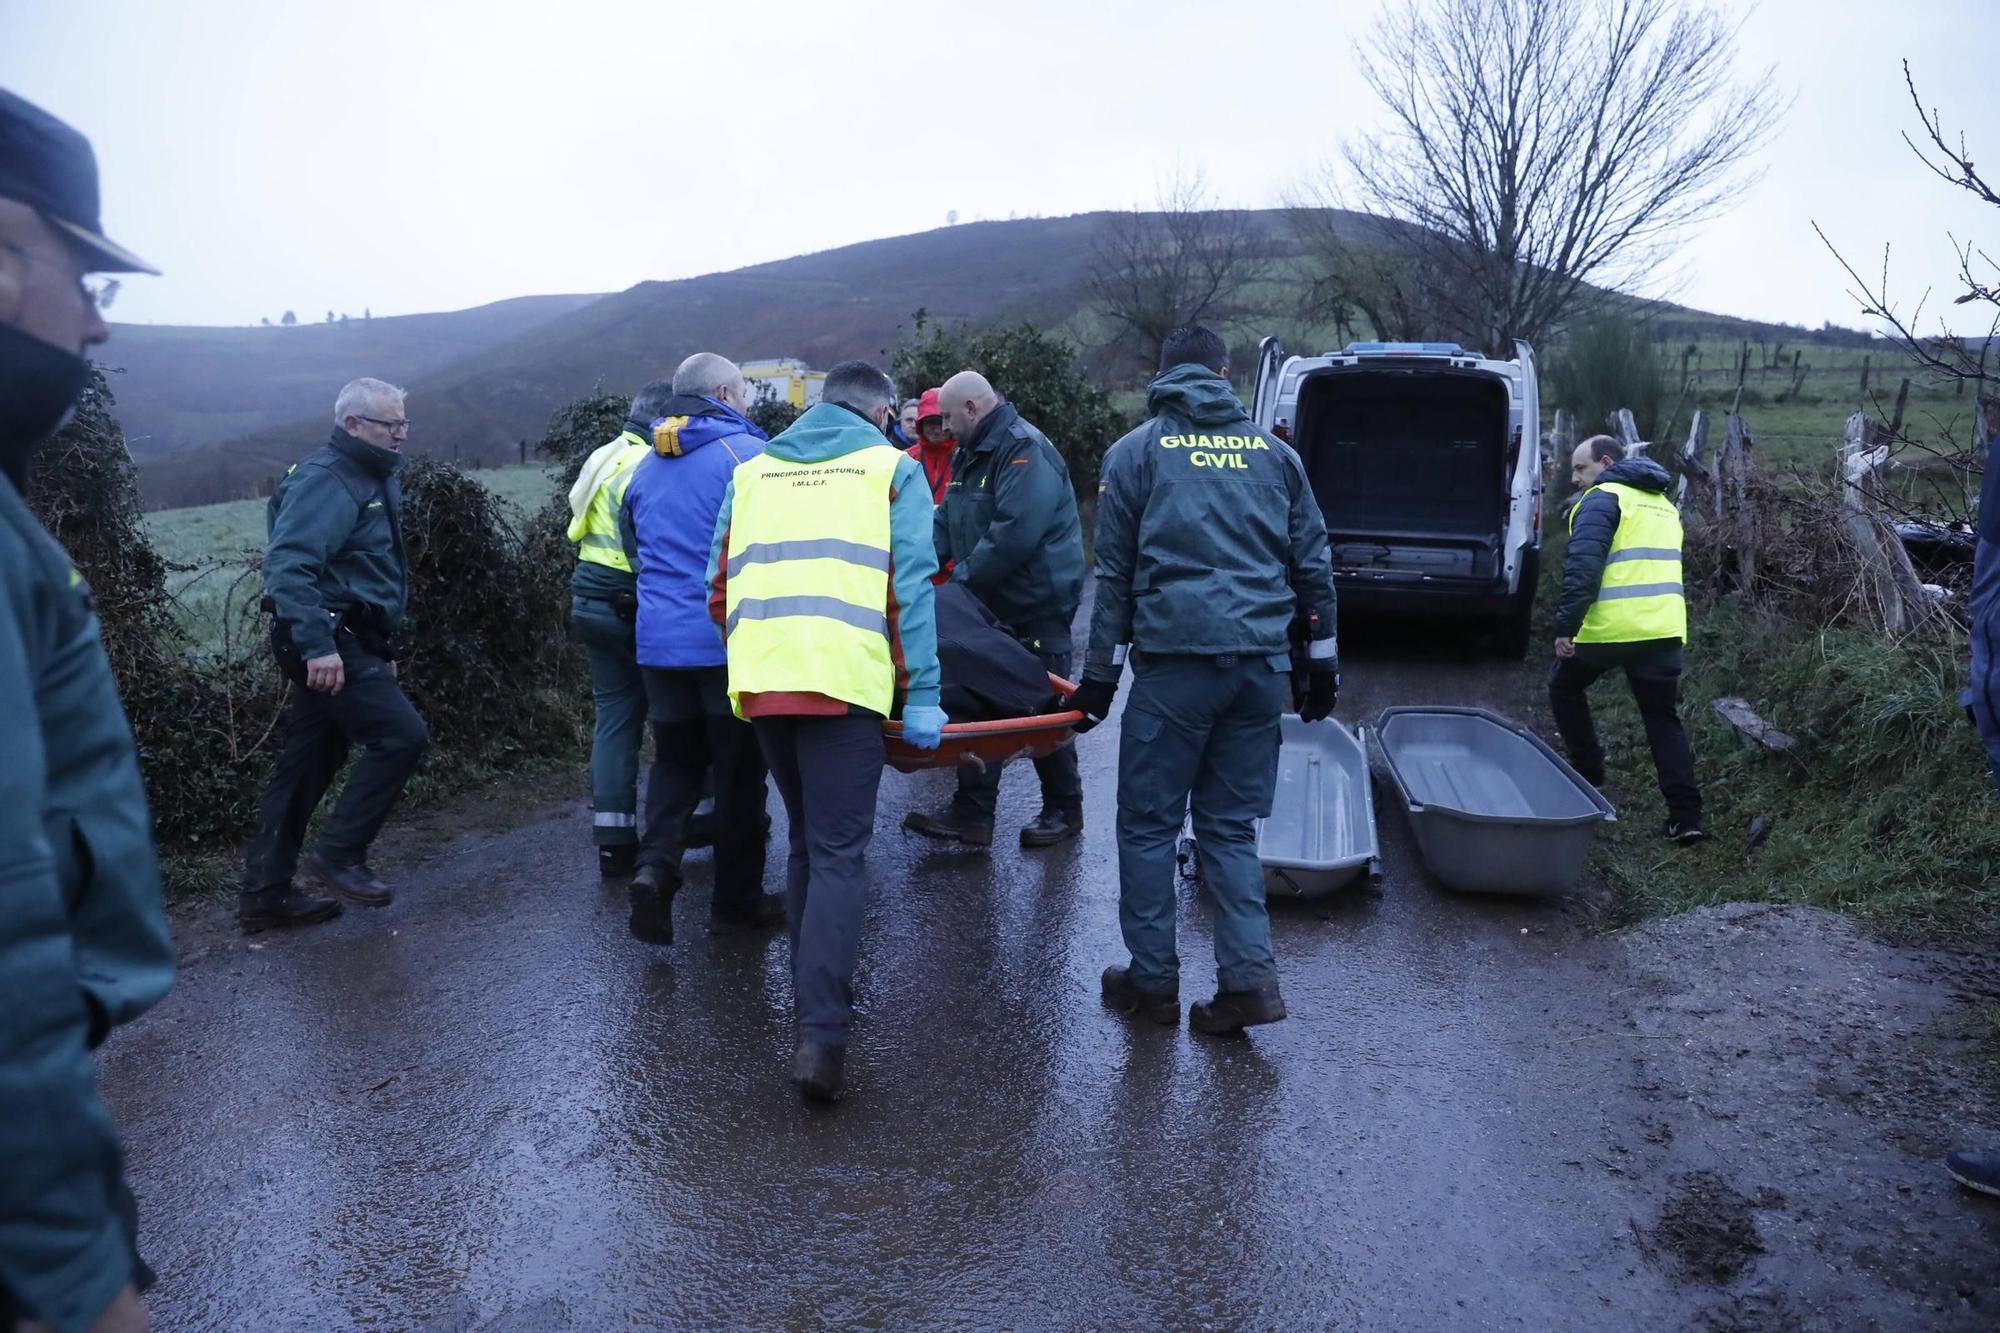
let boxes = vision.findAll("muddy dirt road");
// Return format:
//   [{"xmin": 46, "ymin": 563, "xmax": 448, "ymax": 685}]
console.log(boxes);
[{"xmin": 103, "ymin": 631, "xmax": 1999, "ymax": 1330}]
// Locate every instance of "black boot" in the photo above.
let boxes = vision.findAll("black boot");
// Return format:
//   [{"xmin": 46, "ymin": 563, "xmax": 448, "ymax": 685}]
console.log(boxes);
[
  {"xmin": 238, "ymin": 882, "xmax": 343, "ymax": 935},
  {"xmin": 1020, "ymin": 805, "xmax": 1084, "ymax": 848},
  {"xmin": 709, "ymin": 892, "xmax": 787, "ymax": 934},
  {"xmin": 1189, "ymin": 985, "xmax": 1288, "ymax": 1035},
  {"xmin": 1100, "ymin": 964, "xmax": 1180, "ymax": 1025},
  {"xmin": 792, "ymin": 1040, "xmax": 846, "ymax": 1103},
  {"xmin": 902, "ymin": 805, "xmax": 994, "ymax": 846},
  {"xmin": 301, "ymin": 851, "xmax": 393, "ymax": 907},
  {"xmin": 627, "ymin": 865, "xmax": 678, "ymax": 945},
  {"xmin": 598, "ymin": 844, "xmax": 638, "ymax": 878}
]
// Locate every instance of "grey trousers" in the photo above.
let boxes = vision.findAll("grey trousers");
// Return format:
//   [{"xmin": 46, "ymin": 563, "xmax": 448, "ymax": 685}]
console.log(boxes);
[{"xmin": 752, "ymin": 713, "xmax": 885, "ymax": 1048}]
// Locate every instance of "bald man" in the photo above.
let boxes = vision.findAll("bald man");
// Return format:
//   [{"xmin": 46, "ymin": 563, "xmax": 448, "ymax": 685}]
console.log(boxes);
[{"xmin": 904, "ymin": 371, "xmax": 1086, "ymax": 847}]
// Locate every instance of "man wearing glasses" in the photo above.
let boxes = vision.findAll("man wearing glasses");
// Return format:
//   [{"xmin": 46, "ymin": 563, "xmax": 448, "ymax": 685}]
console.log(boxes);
[
  {"xmin": 239, "ymin": 376, "xmax": 429, "ymax": 931},
  {"xmin": 0, "ymin": 89, "xmax": 169, "ymax": 1333}
]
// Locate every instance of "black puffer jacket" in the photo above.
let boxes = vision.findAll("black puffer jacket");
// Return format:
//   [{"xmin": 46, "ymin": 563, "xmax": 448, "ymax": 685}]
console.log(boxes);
[{"xmin": 1554, "ymin": 456, "xmax": 1675, "ymax": 638}]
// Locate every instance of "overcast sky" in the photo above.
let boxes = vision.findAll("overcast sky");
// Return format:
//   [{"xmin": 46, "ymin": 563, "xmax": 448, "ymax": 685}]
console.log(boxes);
[{"xmin": 6, "ymin": 0, "xmax": 1995, "ymax": 335}]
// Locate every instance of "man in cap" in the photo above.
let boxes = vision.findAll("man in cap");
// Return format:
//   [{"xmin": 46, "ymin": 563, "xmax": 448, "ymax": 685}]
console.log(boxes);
[{"xmin": 0, "ymin": 88, "xmax": 170, "ymax": 1333}]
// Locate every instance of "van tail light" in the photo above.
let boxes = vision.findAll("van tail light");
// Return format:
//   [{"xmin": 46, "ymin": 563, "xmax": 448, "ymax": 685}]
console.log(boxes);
[
  {"xmin": 1533, "ymin": 487, "xmax": 1543, "ymax": 536},
  {"xmin": 1273, "ymin": 421, "xmax": 1291, "ymax": 443},
  {"xmin": 1507, "ymin": 425, "xmax": 1522, "ymax": 469}
]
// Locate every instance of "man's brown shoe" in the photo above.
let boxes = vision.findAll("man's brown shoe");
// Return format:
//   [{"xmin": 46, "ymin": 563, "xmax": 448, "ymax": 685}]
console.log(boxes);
[
  {"xmin": 302, "ymin": 852, "xmax": 392, "ymax": 907},
  {"xmin": 238, "ymin": 883, "xmax": 343, "ymax": 934},
  {"xmin": 1020, "ymin": 806, "xmax": 1084, "ymax": 848},
  {"xmin": 1100, "ymin": 964, "xmax": 1180, "ymax": 1025},
  {"xmin": 1189, "ymin": 985, "xmax": 1287, "ymax": 1035},
  {"xmin": 902, "ymin": 808, "xmax": 994, "ymax": 846}
]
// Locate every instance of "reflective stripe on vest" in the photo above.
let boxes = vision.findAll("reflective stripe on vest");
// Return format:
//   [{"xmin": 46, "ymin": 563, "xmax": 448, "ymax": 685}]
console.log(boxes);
[
  {"xmin": 571, "ymin": 434, "xmax": 649, "ymax": 573},
  {"xmin": 722, "ymin": 445, "xmax": 903, "ymax": 718},
  {"xmin": 1573, "ymin": 480, "xmax": 1688, "ymax": 643}
]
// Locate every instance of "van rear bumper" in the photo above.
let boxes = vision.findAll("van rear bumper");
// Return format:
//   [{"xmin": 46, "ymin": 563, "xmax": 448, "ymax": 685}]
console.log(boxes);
[{"xmin": 1332, "ymin": 570, "xmax": 1520, "ymax": 617}]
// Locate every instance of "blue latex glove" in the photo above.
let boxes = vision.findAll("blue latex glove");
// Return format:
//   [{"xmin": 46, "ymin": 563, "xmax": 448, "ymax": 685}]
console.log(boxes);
[{"xmin": 901, "ymin": 704, "xmax": 948, "ymax": 751}]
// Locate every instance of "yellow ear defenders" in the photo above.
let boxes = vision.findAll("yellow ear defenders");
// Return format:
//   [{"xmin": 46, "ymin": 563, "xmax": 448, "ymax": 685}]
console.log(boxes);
[{"xmin": 650, "ymin": 416, "xmax": 691, "ymax": 456}]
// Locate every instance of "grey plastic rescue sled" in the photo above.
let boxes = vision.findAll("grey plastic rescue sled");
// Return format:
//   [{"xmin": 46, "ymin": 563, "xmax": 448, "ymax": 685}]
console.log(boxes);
[
  {"xmin": 1174, "ymin": 717, "xmax": 1381, "ymax": 899},
  {"xmin": 1374, "ymin": 706, "xmax": 1614, "ymax": 895}
]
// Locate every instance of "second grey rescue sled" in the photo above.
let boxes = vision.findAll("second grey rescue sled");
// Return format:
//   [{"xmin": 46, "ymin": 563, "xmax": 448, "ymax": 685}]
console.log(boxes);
[
  {"xmin": 1374, "ymin": 706, "xmax": 1614, "ymax": 895},
  {"xmin": 1176, "ymin": 717, "xmax": 1381, "ymax": 899}
]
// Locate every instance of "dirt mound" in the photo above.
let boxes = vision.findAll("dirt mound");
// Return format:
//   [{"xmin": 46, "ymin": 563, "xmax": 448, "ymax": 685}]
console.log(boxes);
[{"xmin": 1646, "ymin": 1171, "xmax": 1774, "ymax": 1283}]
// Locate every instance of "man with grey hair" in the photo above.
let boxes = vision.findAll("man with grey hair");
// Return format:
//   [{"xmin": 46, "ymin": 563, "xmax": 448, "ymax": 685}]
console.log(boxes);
[
  {"xmin": 240, "ymin": 375, "xmax": 429, "ymax": 932},
  {"xmin": 617, "ymin": 352, "xmax": 780, "ymax": 944}
]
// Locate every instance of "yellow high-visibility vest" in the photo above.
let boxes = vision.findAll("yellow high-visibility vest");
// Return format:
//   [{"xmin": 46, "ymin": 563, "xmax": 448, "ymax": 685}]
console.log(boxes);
[
  {"xmin": 1573, "ymin": 480, "xmax": 1687, "ymax": 644},
  {"xmin": 722, "ymin": 445, "xmax": 904, "ymax": 718},
  {"xmin": 567, "ymin": 431, "xmax": 649, "ymax": 573}
]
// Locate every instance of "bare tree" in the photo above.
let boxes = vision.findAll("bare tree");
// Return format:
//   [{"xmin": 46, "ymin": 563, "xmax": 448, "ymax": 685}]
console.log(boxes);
[
  {"xmin": 1284, "ymin": 209, "xmax": 1454, "ymax": 343},
  {"xmin": 1087, "ymin": 171, "xmax": 1272, "ymax": 376},
  {"xmin": 1816, "ymin": 62, "xmax": 1997, "ymax": 397},
  {"xmin": 1313, "ymin": 0, "xmax": 1780, "ymax": 353}
]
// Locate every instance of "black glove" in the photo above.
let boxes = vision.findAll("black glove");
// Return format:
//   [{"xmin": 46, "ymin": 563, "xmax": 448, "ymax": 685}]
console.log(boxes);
[
  {"xmin": 1067, "ymin": 678, "xmax": 1118, "ymax": 733},
  {"xmin": 1298, "ymin": 669, "xmax": 1339, "ymax": 724}
]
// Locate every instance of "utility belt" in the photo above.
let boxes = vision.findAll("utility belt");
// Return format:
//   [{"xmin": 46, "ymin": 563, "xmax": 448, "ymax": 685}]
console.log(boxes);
[
  {"xmin": 605, "ymin": 590, "xmax": 640, "ymax": 624},
  {"xmin": 263, "ymin": 598, "xmax": 400, "ymax": 683},
  {"xmin": 573, "ymin": 589, "xmax": 640, "ymax": 624}
]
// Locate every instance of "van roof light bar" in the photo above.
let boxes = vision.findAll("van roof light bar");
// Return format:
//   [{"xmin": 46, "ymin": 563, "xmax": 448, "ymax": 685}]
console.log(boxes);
[{"xmin": 1343, "ymin": 341, "xmax": 1466, "ymax": 356}]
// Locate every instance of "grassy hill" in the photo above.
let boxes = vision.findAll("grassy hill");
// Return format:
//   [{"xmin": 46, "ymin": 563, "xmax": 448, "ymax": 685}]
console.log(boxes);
[
  {"xmin": 137, "ymin": 211, "xmax": 1372, "ymax": 507},
  {"xmin": 134, "ymin": 210, "xmax": 1890, "ymax": 509},
  {"xmin": 104, "ymin": 293, "xmax": 599, "ymax": 461}
]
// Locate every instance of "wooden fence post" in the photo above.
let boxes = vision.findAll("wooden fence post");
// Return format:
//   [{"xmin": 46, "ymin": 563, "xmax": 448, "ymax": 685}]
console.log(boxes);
[
  {"xmin": 1839, "ymin": 412, "xmax": 1930, "ymax": 634},
  {"xmin": 1722, "ymin": 412, "xmax": 1756, "ymax": 596},
  {"xmin": 1676, "ymin": 410, "xmax": 1709, "ymax": 513},
  {"xmin": 1610, "ymin": 408, "xmax": 1644, "ymax": 456},
  {"xmin": 1548, "ymin": 408, "xmax": 1574, "ymax": 473}
]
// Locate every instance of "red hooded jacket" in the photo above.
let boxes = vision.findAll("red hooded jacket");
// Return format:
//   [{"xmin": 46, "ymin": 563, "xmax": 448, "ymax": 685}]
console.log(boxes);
[{"xmin": 906, "ymin": 386, "xmax": 955, "ymax": 584}]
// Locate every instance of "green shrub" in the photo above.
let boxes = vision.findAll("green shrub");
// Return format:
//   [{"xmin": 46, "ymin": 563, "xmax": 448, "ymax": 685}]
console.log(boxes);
[
  {"xmin": 748, "ymin": 399, "xmax": 803, "ymax": 438},
  {"xmin": 397, "ymin": 457, "xmax": 582, "ymax": 759},
  {"xmin": 1549, "ymin": 315, "xmax": 1667, "ymax": 439},
  {"xmin": 535, "ymin": 387, "xmax": 630, "ymax": 481},
  {"xmin": 892, "ymin": 316, "xmax": 1130, "ymax": 502},
  {"xmin": 30, "ymin": 371, "xmax": 277, "ymax": 854}
]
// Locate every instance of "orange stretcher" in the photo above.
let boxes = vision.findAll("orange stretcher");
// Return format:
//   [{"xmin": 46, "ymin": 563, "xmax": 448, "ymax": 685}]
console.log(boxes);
[{"xmin": 882, "ymin": 674, "xmax": 1084, "ymax": 774}]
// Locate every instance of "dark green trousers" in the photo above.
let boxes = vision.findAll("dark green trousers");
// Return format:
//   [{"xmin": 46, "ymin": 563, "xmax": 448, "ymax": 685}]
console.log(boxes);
[
  {"xmin": 1116, "ymin": 653, "xmax": 1285, "ymax": 994},
  {"xmin": 572, "ymin": 594, "xmax": 646, "ymax": 848}
]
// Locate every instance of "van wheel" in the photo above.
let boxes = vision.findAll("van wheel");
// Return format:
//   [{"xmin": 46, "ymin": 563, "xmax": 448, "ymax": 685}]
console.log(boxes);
[{"xmin": 1495, "ymin": 548, "xmax": 1540, "ymax": 659}]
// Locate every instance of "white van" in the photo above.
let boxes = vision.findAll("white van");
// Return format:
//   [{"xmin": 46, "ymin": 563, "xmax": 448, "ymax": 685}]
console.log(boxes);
[{"xmin": 1250, "ymin": 338, "xmax": 1544, "ymax": 656}]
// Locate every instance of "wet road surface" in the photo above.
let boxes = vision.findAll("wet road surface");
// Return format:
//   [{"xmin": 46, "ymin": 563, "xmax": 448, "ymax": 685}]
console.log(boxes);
[{"xmin": 103, "ymin": 628, "xmax": 1999, "ymax": 1330}]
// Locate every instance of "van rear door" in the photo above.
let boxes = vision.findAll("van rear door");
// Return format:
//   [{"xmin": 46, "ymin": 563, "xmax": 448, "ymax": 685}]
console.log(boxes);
[
  {"xmin": 1251, "ymin": 336, "xmax": 1285, "ymax": 433},
  {"xmin": 1291, "ymin": 356, "xmax": 1517, "ymax": 589}
]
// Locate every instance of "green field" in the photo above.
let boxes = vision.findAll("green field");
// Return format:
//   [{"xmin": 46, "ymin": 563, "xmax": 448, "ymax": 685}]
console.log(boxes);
[
  {"xmin": 147, "ymin": 462, "xmax": 559, "ymax": 650},
  {"xmin": 1650, "ymin": 337, "xmax": 1977, "ymax": 476}
]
